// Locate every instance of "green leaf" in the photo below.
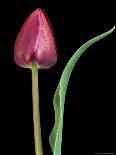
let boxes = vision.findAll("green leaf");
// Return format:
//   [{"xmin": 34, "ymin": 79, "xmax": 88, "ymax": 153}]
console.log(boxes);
[{"xmin": 49, "ymin": 26, "xmax": 115, "ymax": 155}]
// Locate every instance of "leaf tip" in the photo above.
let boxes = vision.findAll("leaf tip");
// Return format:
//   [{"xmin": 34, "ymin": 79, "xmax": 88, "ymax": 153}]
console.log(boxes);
[{"xmin": 111, "ymin": 26, "xmax": 115, "ymax": 32}]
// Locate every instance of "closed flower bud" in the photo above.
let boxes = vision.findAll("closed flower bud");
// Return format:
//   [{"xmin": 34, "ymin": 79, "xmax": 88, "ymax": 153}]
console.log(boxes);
[{"xmin": 14, "ymin": 8, "xmax": 57, "ymax": 69}]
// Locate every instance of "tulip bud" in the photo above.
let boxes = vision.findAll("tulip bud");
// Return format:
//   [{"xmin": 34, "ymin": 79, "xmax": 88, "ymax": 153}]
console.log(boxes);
[{"xmin": 14, "ymin": 8, "xmax": 57, "ymax": 69}]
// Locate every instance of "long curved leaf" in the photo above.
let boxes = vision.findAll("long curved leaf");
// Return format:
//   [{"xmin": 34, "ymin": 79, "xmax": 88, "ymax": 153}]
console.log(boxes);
[{"xmin": 49, "ymin": 26, "xmax": 115, "ymax": 155}]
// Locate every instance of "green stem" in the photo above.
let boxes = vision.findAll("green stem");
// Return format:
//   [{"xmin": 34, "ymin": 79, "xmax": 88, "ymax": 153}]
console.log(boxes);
[{"xmin": 31, "ymin": 66, "xmax": 43, "ymax": 155}]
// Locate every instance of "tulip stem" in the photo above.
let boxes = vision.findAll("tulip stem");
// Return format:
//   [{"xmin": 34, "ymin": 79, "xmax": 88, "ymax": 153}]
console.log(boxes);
[{"xmin": 31, "ymin": 65, "xmax": 43, "ymax": 155}]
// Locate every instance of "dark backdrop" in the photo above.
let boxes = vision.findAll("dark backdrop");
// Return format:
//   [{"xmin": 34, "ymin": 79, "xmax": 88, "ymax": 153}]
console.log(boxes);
[{"xmin": 0, "ymin": 0, "xmax": 115, "ymax": 155}]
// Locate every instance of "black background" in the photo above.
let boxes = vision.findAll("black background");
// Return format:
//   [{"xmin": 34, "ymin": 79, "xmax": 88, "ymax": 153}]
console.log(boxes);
[{"xmin": 0, "ymin": 0, "xmax": 115, "ymax": 155}]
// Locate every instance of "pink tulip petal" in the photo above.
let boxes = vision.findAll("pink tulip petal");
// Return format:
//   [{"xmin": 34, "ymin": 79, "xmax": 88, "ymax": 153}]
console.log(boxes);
[{"xmin": 14, "ymin": 8, "xmax": 57, "ymax": 69}]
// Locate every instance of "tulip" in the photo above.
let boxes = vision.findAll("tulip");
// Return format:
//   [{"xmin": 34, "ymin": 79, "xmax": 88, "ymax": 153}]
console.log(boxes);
[
  {"xmin": 14, "ymin": 8, "xmax": 57, "ymax": 155},
  {"xmin": 14, "ymin": 8, "xmax": 57, "ymax": 69}
]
